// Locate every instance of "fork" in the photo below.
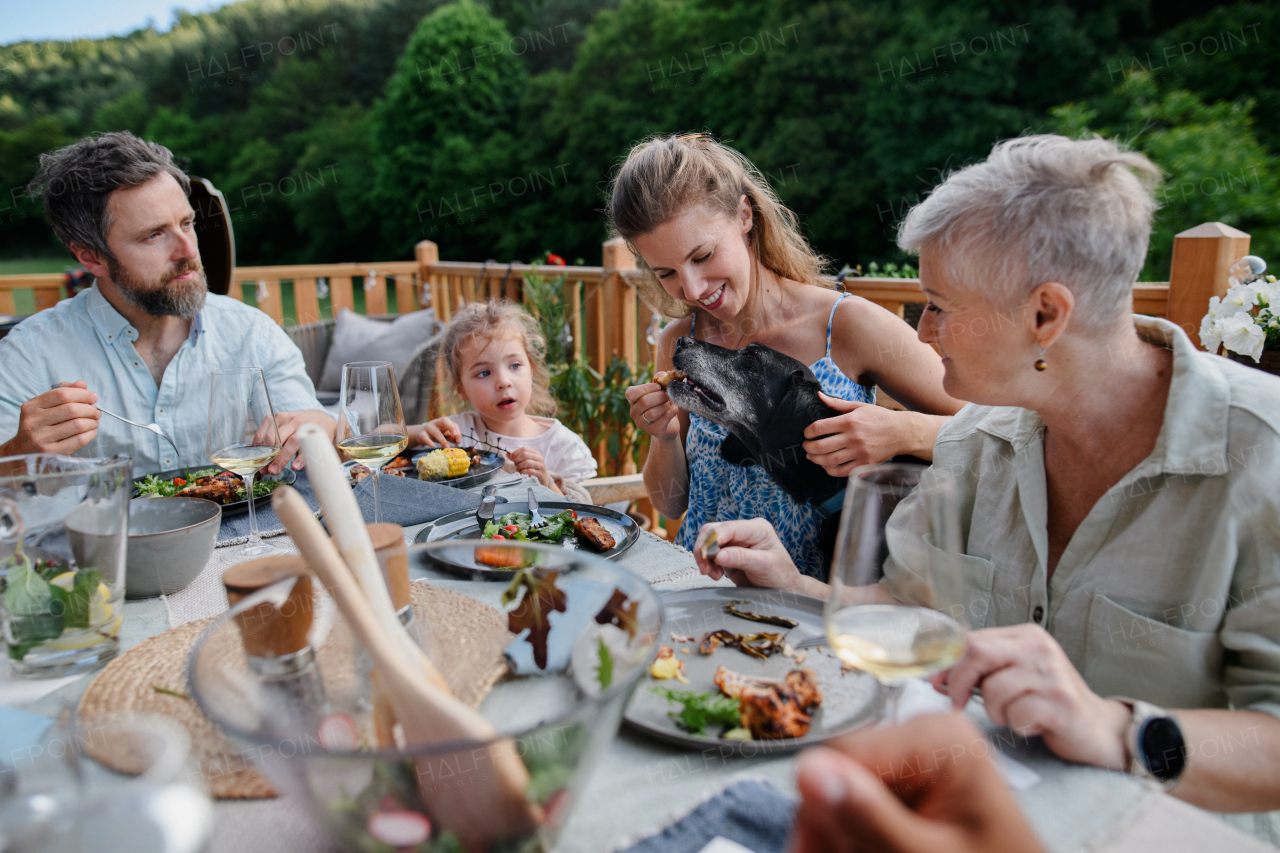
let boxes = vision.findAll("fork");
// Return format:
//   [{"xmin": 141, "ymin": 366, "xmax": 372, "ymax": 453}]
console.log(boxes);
[{"xmin": 52, "ymin": 384, "xmax": 181, "ymax": 464}]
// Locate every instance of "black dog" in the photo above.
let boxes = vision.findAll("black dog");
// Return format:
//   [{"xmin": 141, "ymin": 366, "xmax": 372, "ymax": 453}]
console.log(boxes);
[{"xmin": 666, "ymin": 336, "xmax": 848, "ymax": 524}]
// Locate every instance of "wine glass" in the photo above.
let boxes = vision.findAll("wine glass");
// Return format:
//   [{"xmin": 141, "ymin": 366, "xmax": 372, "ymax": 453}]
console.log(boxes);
[
  {"xmin": 207, "ymin": 368, "xmax": 283, "ymax": 560},
  {"xmin": 336, "ymin": 361, "xmax": 408, "ymax": 524},
  {"xmin": 825, "ymin": 462, "xmax": 968, "ymax": 724}
]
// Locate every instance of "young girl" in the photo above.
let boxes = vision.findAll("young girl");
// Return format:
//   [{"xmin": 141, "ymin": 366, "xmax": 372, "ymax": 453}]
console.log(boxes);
[
  {"xmin": 409, "ymin": 299, "xmax": 597, "ymax": 495},
  {"xmin": 616, "ymin": 133, "xmax": 963, "ymax": 578}
]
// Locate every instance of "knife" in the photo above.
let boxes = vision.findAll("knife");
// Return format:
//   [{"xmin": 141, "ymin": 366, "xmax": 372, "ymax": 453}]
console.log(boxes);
[{"xmin": 475, "ymin": 489, "xmax": 497, "ymax": 531}]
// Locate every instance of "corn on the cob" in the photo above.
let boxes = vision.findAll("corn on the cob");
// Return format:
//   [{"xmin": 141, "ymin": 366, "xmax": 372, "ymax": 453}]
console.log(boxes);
[{"xmin": 417, "ymin": 448, "xmax": 471, "ymax": 480}]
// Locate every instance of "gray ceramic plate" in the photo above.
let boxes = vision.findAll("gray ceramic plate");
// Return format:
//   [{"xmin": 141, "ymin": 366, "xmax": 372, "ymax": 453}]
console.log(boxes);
[
  {"xmin": 343, "ymin": 449, "xmax": 504, "ymax": 490},
  {"xmin": 623, "ymin": 587, "xmax": 883, "ymax": 754},
  {"xmin": 413, "ymin": 501, "xmax": 639, "ymax": 579}
]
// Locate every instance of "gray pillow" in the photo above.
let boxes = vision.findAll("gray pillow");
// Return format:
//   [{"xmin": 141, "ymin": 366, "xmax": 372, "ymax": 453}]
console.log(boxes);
[{"xmin": 318, "ymin": 308, "xmax": 440, "ymax": 392}]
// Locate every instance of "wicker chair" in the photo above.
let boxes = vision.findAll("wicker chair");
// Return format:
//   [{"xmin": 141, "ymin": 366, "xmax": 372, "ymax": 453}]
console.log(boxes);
[{"xmin": 284, "ymin": 314, "xmax": 445, "ymax": 423}]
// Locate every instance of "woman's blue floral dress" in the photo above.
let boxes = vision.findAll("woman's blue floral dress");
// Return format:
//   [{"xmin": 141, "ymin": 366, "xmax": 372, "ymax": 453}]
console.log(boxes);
[{"xmin": 674, "ymin": 294, "xmax": 875, "ymax": 579}]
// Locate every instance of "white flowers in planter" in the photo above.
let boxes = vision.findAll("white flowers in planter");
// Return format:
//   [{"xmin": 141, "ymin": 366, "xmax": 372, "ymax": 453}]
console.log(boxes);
[{"xmin": 1199, "ymin": 255, "xmax": 1276, "ymax": 362}]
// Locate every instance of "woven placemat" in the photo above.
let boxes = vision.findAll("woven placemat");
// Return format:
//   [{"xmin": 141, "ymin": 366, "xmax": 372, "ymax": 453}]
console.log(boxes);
[
  {"xmin": 77, "ymin": 617, "xmax": 273, "ymax": 799},
  {"xmin": 78, "ymin": 582, "xmax": 514, "ymax": 799},
  {"xmin": 410, "ymin": 581, "xmax": 513, "ymax": 706}
]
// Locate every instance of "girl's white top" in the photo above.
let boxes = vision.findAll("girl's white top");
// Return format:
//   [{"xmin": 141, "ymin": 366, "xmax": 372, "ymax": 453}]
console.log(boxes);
[{"xmin": 448, "ymin": 412, "xmax": 598, "ymax": 482}]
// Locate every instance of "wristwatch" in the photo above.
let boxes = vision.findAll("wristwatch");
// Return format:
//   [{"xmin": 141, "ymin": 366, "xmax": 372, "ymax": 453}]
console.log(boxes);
[{"xmin": 1115, "ymin": 697, "xmax": 1187, "ymax": 790}]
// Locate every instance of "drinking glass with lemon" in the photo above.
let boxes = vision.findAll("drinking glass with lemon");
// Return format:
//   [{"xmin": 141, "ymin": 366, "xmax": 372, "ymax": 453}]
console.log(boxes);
[{"xmin": 0, "ymin": 455, "xmax": 131, "ymax": 678}]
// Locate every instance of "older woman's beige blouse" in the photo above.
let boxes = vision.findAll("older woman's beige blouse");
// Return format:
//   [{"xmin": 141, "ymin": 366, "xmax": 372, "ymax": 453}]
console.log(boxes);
[{"xmin": 888, "ymin": 316, "xmax": 1280, "ymax": 717}]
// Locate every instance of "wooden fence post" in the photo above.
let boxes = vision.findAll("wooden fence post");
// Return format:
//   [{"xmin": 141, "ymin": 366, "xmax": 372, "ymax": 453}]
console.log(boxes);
[
  {"xmin": 294, "ymin": 278, "xmax": 323, "ymax": 325},
  {"xmin": 415, "ymin": 240, "xmax": 439, "ymax": 317},
  {"xmin": 602, "ymin": 237, "xmax": 638, "ymax": 370},
  {"xmin": 603, "ymin": 237, "xmax": 639, "ymax": 478},
  {"xmin": 1167, "ymin": 222, "xmax": 1251, "ymax": 350}
]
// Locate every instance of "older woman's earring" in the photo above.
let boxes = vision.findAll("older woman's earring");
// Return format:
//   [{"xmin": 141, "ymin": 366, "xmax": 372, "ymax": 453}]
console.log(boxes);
[{"xmin": 1034, "ymin": 347, "xmax": 1048, "ymax": 371}]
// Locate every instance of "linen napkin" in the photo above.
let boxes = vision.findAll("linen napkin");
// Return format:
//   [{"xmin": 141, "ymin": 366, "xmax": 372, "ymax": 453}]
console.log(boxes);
[
  {"xmin": 617, "ymin": 780, "xmax": 792, "ymax": 853},
  {"xmin": 352, "ymin": 473, "xmax": 480, "ymax": 527}
]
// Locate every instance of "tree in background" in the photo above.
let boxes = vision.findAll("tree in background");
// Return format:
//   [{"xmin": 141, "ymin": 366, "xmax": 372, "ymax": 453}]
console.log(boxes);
[
  {"xmin": 1047, "ymin": 73, "xmax": 1277, "ymax": 280},
  {"xmin": 370, "ymin": 0, "xmax": 527, "ymax": 259},
  {"xmin": 0, "ymin": 0, "xmax": 1275, "ymax": 271}
]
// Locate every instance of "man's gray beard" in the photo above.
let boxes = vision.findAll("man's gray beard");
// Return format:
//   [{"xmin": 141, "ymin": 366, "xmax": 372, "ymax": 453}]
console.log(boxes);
[{"xmin": 107, "ymin": 259, "xmax": 208, "ymax": 320}]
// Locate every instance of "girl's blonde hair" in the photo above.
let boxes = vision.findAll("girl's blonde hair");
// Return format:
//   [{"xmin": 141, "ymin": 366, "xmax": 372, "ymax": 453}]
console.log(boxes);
[
  {"xmin": 607, "ymin": 133, "xmax": 831, "ymax": 317},
  {"xmin": 442, "ymin": 299, "xmax": 557, "ymax": 416}
]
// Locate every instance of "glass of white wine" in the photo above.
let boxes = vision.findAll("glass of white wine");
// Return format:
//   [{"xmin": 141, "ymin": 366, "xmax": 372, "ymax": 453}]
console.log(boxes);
[
  {"xmin": 336, "ymin": 361, "xmax": 408, "ymax": 524},
  {"xmin": 825, "ymin": 462, "xmax": 968, "ymax": 724},
  {"xmin": 207, "ymin": 367, "xmax": 283, "ymax": 560}
]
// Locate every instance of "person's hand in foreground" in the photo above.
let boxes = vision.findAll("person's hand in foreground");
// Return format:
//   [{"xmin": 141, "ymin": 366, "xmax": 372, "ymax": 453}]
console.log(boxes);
[
  {"xmin": 692, "ymin": 520, "xmax": 827, "ymax": 598},
  {"xmin": 931, "ymin": 624, "xmax": 1130, "ymax": 771},
  {"xmin": 792, "ymin": 713, "xmax": 1046, "ymax": 853},
  {"xmin": 0, "ymin": 381, "xmax": 101, "ymax": 456},
  {"xmin": 267, "ymin": 410, "xmax": 338, "ymax": 474}
]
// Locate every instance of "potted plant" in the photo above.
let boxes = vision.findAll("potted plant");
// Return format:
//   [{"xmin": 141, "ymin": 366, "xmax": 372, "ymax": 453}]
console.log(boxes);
[
  {"xmin": 1199, "ymin": 255, "xmax": 1280, "ymax": 375},
  {"xmin": 521, "ymin": 257, "xmax": 654, "ymax": 478}
]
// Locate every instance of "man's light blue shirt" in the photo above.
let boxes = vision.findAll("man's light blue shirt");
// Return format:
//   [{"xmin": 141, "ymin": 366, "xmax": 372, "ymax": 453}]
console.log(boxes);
[{"xmin": 0, "ymin": 285, "xmax": 326, "ymax": 474}]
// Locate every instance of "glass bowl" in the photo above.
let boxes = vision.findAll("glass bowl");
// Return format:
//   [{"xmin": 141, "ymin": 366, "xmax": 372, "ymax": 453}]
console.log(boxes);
[{"xmin": 188, "ymin": 540, "xmax": 662, "ymax": 852}]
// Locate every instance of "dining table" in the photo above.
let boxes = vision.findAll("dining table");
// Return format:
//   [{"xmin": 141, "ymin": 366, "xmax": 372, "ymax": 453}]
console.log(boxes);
[{"xmin": 0, "ymin": 473, "xmax": 1271, "ymax": 853}]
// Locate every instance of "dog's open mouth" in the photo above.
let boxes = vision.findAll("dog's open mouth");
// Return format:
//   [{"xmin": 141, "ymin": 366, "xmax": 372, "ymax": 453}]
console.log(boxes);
[{"xmin": 670, "ymin": 375, "xmax": 726, "ymax": 413}]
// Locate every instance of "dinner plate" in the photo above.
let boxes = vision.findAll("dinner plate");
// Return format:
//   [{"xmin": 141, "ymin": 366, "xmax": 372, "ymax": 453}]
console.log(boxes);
[
  {"xmin": 413, "ymin": 501, "xmax": 640, "ymax": 579},
  {"xmin": 342, "ymin": 448, "xmax": 504, "ymax": 490},
  {"xmin": 623, "ymin": 587, "xmax": 883, "ymax": 755},
  {"xmin": 132, "ymin": 466, "xmax": 296, "ymax": 517}
]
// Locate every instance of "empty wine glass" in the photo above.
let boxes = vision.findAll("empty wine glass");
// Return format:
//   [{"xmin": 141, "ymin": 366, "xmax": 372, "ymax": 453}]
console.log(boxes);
[
  {"xmin": 825, "ymin": 463, "xmax": 968, "ymax": 724},
  {"xmin": 336, "ymin": 361, "xmax": 407, "ymax": 524},
  {"xmin": 207, "ymin": 368, "xmax": 282, "ymax": 559}
]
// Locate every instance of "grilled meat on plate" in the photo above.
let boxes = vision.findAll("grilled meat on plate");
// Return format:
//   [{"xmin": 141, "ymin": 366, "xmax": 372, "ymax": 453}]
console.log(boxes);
[
  {"xmin": 713, "ymin": 665, "xmax": 823, "ymax": 740},
  {"xmin": 573, "ymin": 516, "xmax": 616, "ymax": 551},
  {"xmin": 739, "ymin": 684, "xmax": 813, "ymax": 739},
  {"xmin": 178, "ymin": 472, "xmax": 240, "ymax": 504}
]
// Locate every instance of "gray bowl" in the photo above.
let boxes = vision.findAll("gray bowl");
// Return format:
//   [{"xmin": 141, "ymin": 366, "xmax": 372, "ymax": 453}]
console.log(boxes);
[{"xmin": 126, "ymin": 498, "xmax": 221, "ymax": 598}]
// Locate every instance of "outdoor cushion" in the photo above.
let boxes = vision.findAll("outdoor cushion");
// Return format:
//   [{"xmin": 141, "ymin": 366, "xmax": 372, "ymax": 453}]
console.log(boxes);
[{"xmin": 318, "ymin": 307, "xmax": 438, "ymax": 392}]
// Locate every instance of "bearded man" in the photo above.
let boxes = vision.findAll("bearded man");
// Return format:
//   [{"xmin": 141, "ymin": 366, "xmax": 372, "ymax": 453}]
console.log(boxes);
[{"xmin": 0, "ymin": 132, "xmax": 335, "ymax": 473}]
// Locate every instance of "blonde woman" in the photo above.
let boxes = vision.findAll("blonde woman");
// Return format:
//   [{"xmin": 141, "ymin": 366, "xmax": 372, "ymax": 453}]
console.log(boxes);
[{"xmin": 616, "ymin": 134, "xmax": 962, "ymax": 578}]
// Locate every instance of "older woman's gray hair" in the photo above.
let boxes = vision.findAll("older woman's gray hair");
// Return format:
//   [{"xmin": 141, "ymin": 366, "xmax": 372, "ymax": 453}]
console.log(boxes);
[{"xmin": 897, "ymin": 135, "xmax": 1161, "ymax": 331}]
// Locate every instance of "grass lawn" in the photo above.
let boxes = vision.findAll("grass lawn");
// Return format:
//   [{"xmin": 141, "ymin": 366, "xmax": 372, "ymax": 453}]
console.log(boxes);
[{"xmin": 0, "ymin": 257, "xmax": 72, "ymax": 275}]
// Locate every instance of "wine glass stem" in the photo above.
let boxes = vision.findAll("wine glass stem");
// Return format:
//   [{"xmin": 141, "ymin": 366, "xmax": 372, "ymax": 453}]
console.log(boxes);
[
  {"xmin": 244, "ymin": 472, "xmax": 260, "ymax": 545},
  {"xmin": 882, "ymin": 680, "xmax": 904, "ymax": 726},
  {"xmin": 372, "ymin": 468, "xmax": 382, "ymax": 524}
]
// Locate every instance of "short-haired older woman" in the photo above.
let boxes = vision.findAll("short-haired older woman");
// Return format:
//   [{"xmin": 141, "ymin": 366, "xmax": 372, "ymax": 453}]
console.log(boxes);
[{"xmin": 695, "ymin": 135, "xmax": 1280, "ymax": 834}]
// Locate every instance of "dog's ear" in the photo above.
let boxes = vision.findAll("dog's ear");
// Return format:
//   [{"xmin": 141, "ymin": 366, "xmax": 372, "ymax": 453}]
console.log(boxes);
[
  {"xmin": 719, "ymin": 433, "xmax": 756, "ymax": 467},
  {"xmin": 790, "ymin": 366, "xmax": 822, "ymax": 392}
]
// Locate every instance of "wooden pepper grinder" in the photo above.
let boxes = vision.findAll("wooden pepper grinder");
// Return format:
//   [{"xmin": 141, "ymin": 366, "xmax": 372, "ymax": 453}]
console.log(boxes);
[
  {"xmin": 223, "ymin": 556, "xmax": 316, "ymax": 666},
  {"xmin": 366, "ymin": 523, "xmax": 414, "ymax": 631},
  {"xmin": 365, "ymin": 523, "xmax": 421, "ymax": 750},
  {"xmin": 222, "ymin": 556, "xmax": 328, "ymax": 724}
]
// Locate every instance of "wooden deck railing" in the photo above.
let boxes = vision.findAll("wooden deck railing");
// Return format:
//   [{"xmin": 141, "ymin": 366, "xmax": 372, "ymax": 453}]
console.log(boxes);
[
  {"xmin": 0, "ymin": 276, "xmax": 64, "ymax": 316},
  {"xmin": 0, "ymin": 222, "xmax": 1250, "ymax": 538}
]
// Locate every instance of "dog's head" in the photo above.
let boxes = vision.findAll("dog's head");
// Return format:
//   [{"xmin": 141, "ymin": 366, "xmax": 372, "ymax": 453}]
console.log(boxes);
[{"xmin": 668, "ymin": 336, "xmax": 825, "ymax": 437}]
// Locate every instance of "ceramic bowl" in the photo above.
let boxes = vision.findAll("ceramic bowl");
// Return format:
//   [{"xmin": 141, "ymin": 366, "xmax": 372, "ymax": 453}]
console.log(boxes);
[{"xmin": 126, "ymin": 497, "xmax": 221, "ymax": 598}]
